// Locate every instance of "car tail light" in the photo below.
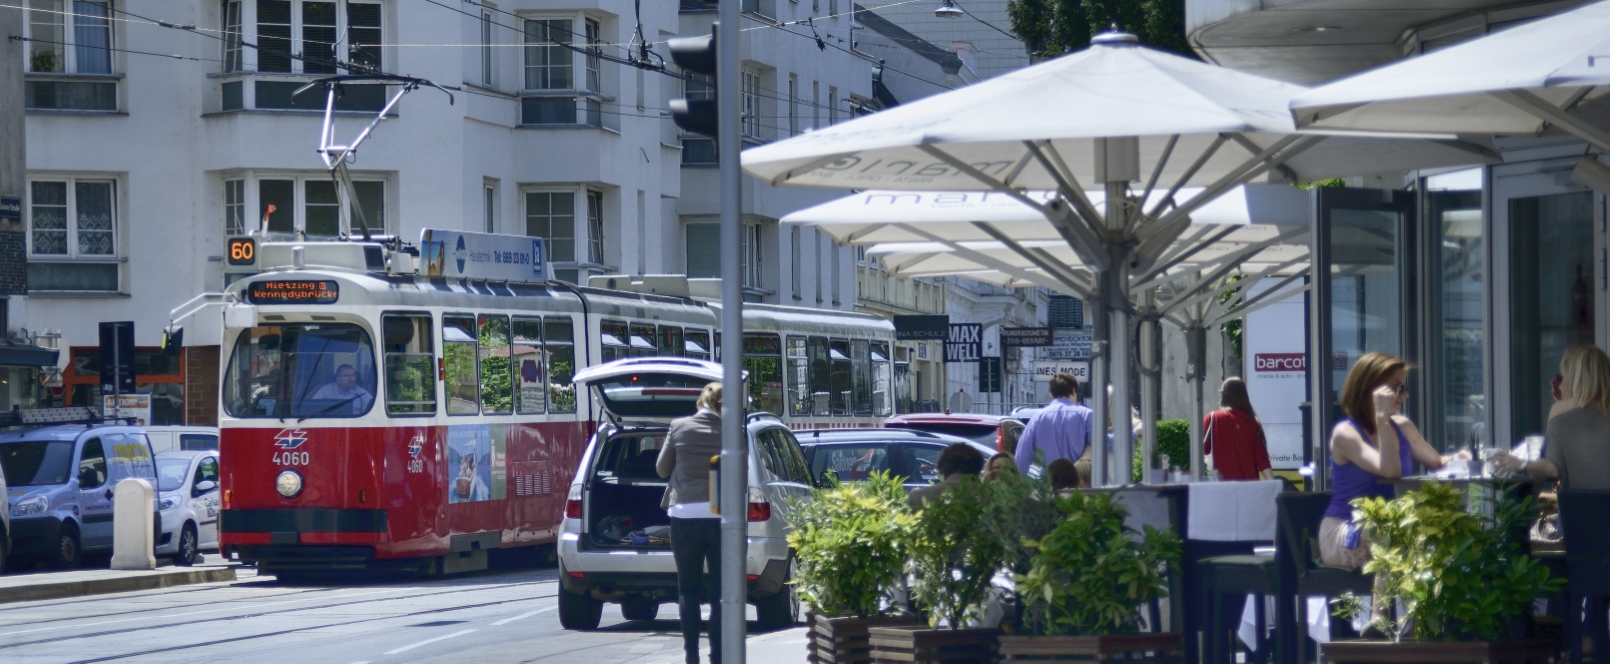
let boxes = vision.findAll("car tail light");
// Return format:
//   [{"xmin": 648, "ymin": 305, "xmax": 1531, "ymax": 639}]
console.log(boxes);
[
  {"xmin": 568, "ymin": 571, "xmax": 585, "ymax": 578},
  {"xmin": 747, "ymin": 501, "xmax": 771, "ymax": 522},
  {"xmin": 565, "ymin": 500, "xmax": 583, "ymax": 519},
  {"xmin": 746, "ymin": 575, "xmax": 760, "ymax": 582}
]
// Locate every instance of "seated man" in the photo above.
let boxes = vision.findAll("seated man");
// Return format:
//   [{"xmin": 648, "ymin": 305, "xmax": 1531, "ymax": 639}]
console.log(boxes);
[
  {"xmin": 908, "ymin": 443, "xmax": 986, "ymax": 509},
  {"xmin": 306, "ymin": 363, "xmax": 374, "ymax": 415}
]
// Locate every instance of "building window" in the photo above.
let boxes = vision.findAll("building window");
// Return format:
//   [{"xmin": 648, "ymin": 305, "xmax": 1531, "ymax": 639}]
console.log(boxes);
[
  {"xmin": 249, "ymin": 175, "xmax": 386, "ymax": 237},
  {"xmin": 586, "ymin": 190, "xmax": 604, "ymax": 265},
  {"xmin": 27, "ymin": 177, "xmax": 118, "ymax": 291},
  {"xmin": 686, "ymin": 222, "xmax": 761, "ymax": 287},
  {"xmin": 811, "ymin": 80, "xmax": 820, "ymax": 130},
  {"xmin": 525, "ymin": 191, "xmax": 576, "ymax": 263},
  {"xmin": 741, "ymin": 69, "xmax": 760, "ymax": 139},
  {"xmin": 828, "ymin": 86, "xmax": 838, "ymax": 125},
  {"xmin": 788, "ymin": 75, "xmax": 798, "ymax": 136},
  {"xmin": 829, "ymin": 0, "xmax": 838, "ymax": 15},
  {"xmin": 253, "ymin": 0, "xmax": 382, "ymax": 74},
  {"xmin": 23, "ymin": 0, "xmax": 116, "ymax": 111},
  {"xmin": 519, "ymin": 15, "xmax": 604, "ymax": 127},
  {"xmin": 815, "ymin": 231, "xmax": 823, "ymax": 302},
  {"xmin": 831, "ymin": 240, "xmax": 841, "ymax": 304},
  {"xmin": 791, "ymin": 226, "xmax": 801, "ymax": 299},
  {"xmin": 484, "ymin": 182, "xmax": 497, "ymax": 233},
  {"xmin": 225, "ymin": 179, "xmax": 246, "ymax": 235},
  {"xmin": 745, "ymin": 223, "xmax": 763, "ymax": 289},
  {"xmin": 481, "ymin": 10, "xmax": 494, "ymax": 86},
  {"xmin": 682, "ymin": 138, "xmax": 716, "ymax": 165},
  {"xmin": 223, "ymin": 0, "xmax": 244, "ymax": 72}
]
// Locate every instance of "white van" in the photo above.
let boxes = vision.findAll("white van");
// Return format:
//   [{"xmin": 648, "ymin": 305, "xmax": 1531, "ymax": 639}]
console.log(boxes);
[{"xmin": 142, "ymin": 426, "xmax": 219, "ymax": 454}]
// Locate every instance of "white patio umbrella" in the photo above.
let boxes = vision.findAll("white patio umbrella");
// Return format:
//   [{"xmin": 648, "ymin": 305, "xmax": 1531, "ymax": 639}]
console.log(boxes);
[
  {"xmin": 745, "ymin": 30, "xmax": 1492, "ymax": 485},
  {"xmin": 783, "ymin": 183, "xmax": 1311, "ymax": 479},
  {"xmin": 1291, "ymin": 0, "xmax": 1610, "ymax": 151}
]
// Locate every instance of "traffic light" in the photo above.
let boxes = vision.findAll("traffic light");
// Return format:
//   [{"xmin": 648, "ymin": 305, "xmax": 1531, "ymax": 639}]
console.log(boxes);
[{"xmin": 668, "ymin": 25, "xmax": 718, "ymax": 136}]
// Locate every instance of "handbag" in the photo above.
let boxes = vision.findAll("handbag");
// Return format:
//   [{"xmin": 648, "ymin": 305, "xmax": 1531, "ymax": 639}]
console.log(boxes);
[{"xmin": 1203, "ymin": 410, "xmax": 1217, "ymax": 470}]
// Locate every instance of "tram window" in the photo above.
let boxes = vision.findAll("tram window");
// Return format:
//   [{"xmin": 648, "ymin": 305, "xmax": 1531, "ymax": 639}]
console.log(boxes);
[
  {"xmin": 808, "ymin": 336, "xmax": 829, "ymax": 417},
  {"xmin": 443, "ymin": 316, "xmax": 479, "ymax": 415},
  {"xmin": 629, "ymin": 323, "xmax": 656, "ymax": 358},
  {"xmin": 686, "ymin": 330, "xmax": 711, "ymax": 360},
  {"xmin": 659, "ymin": 326, "xmax": 684, "ymax": 357},
  {"xmin": 512, "ymin": 317, "xmax": 547, "ymax": 414},
  {"xmin": 830, "ymin": 339, "xmax": 852, "ymax": 416},
  {"xmin": 743, "ymin": 333, "xmax": 783, "ymax": 416},
  {"xmin": 382, "ymin": 314, "xmax": 436, "ymax": 416},
  {"xmin": 222, "ymin": 323, "xmax": 377, "ymax": 419},
  {"xmin": 600, "ymin": 320, "xmax": 629, "ymax": 363},
  {"xmin": 871, "ymin": 341, "xmax": 892, "ymax": 417},
  {"xmin": 786, "ymin": 336, "xmax": 810, "ymax": 416},
  {"xmin": 546, "ymin": 317, "xmax": 577, "ymax": 413},
  {"xmin": 478, "ymin": 315, "xmax": 513, "ymax": 414},
  {"xmin": 852, "ymin": 339, "xmax": 872, "ymax": 417}
]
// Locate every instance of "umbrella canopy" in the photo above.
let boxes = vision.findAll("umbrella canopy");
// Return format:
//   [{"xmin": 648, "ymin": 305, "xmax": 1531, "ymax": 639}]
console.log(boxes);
[
  {"xmin": 742, "ymin": 35, "xmax": 1492, "ymax": 194},
  {"xmin": 1290, "ymin": 0, "xmax": 1610, "ymax": 149}
]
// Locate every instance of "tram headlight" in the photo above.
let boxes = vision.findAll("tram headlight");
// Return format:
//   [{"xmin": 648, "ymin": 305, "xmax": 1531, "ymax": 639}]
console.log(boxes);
[{"xmin": 275, "ymin": 470, "xmax": 304, "ymax": 498}]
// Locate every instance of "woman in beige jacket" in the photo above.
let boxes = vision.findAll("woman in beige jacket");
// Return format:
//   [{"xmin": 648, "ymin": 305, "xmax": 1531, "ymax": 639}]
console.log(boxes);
[{"xmin": 657, "ymin": 382, "xmax": 725, "ymax": 664}]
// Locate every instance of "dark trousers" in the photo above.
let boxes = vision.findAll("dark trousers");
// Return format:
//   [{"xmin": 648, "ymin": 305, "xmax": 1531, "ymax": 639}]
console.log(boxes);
[{"xmin": 671, "ymin": 517, "xmax": 722, "ymax": 664}]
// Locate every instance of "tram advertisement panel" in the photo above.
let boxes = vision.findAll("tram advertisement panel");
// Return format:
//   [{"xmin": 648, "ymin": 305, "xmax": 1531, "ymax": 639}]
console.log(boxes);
[
  {"xmin": 447, "ymin": 424, "xmax": 497, "ymax": 503},
  {"xmin": 420, "ymin": 229, "xmax": 551, "ymax": 282}
]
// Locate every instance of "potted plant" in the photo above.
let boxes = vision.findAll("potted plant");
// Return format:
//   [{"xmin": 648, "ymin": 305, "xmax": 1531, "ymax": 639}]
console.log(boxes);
[
  {"xmin": 786, "ymin": 471, "xmax": 918, "ymax": 663},
  {"xmin": 995, "ymin": 489, "xmax": 1183, "ymax": 661},
  {"xmin": 1324, "ymin": 481, "xmax": 1562, "ymax": 663},
  {"xmin": 870, "ymin": 475, "xmax": 1008, "ymax": 663}
]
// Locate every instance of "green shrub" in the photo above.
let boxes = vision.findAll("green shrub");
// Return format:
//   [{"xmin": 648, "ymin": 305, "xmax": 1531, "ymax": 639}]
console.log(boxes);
[
  {"xmin": 785, "ymin": 471, "xmax": 915, "ymax": 619},
  {"xmin": 909, "ymin": 476, "xmax": 1010, "ymax": 629},
  {"xmin": 1333, "ymin": 481, "xmax": 1563, "ymax": 642},
  {"xmin": 1016, "ymin": 490, "xmax": 1180, "ymax": 636},
  {"xmin": 1132, "ymin": 419, "xmax": 1191, "ymax": 482}
]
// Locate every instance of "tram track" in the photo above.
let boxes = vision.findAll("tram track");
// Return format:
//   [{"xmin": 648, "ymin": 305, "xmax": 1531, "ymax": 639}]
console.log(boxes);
[
  {"xmin": 0, "ymin": 578, "xmax": 558, "ymax": 649},
  {"xmin": 61, "ymin": 592, "xmax": 560, "ymax": 664}
]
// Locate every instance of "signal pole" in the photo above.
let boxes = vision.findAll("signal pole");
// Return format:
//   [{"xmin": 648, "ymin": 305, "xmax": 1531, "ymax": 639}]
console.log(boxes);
[{"xmin": 715, "ymin": 0, "xmax": 747, "ymax": 661}]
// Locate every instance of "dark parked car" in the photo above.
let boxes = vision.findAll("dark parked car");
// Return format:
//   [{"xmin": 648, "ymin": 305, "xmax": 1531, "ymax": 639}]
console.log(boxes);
[
  {"xmin": 796, "ymin": 429, "xmax": 996, "ymax": 493},
  {"xmin": 884, "ymin": 414, "xmax": 1026, "ymax": 455}
]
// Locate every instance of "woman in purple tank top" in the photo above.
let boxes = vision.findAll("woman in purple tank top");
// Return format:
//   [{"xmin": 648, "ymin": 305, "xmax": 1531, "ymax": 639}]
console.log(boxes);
[{"xmin": 1319, "ymin": 353, "xmax": 1471, "ymax": 631}]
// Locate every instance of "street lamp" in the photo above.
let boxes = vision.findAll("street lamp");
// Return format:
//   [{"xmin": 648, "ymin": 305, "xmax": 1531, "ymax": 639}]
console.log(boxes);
[{"xmin": 935, "ymin": 0, "xmax": 964, "ymax": 19}]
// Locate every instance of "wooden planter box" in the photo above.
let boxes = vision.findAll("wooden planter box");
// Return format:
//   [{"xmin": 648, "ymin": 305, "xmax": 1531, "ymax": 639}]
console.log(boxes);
[
  {"xmin": 808, "ymin": 613, "xmax": 921, "ymax": 664},
  {"xmin": 997, "ymin": 633, "xmax": 1183, "ymax": 662},
  {"xmin": 869, "ymin": 625, "xmax": 999, "ymax": 664},
  {"xmin": 1321, "ymin": 639, "xmax": 1556, "ymax": 663}
]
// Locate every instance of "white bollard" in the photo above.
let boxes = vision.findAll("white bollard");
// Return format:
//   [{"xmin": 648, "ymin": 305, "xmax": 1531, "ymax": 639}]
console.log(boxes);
[{"xmin": 110, "ymin": 477, "xmax": 157, "ymax": 570}]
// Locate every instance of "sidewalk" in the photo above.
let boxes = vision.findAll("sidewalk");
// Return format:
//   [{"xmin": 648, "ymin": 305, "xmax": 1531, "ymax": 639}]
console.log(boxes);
[
  {"xmin": 745, "ymin": 626, "xmax": 809, "ymax": 663},
  {"xmin": 0, "ymin": 563, "xmax": 239, "ymax": 604}
]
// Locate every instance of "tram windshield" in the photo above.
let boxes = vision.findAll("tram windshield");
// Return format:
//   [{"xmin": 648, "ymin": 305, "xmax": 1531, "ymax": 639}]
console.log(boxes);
[{"xmin": 223, "ymin": 323, "xmax": 378, "ymax": 419}]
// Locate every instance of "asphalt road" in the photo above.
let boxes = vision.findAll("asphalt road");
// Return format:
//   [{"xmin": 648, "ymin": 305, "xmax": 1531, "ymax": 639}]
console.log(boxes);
[{"xmin": 0, "ymin": 564, "xmax": 808, "ymax": 663}]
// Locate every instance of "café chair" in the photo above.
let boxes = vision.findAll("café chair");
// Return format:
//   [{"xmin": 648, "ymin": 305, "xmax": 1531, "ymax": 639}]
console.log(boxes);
[
  {"xmin": 1557, "ymin": 490, "xmax": 1610, "ymax": 663},
  {"xmin": 1198, "ymin": 541, "xmax": 1279, "ymax": 663},
  {"xmin": 1276, "ymin": 491, "xmax": 1374, "ymax": 664}
]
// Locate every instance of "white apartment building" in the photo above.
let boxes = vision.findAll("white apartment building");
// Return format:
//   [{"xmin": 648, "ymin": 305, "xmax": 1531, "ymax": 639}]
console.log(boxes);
[
  {"xmin": 856, "ymin": 0, "xmax": 1029, "ymax": 81},
  {"xmin": 10, "ymin": 0, "xmax": 950, "ymax": 424}
]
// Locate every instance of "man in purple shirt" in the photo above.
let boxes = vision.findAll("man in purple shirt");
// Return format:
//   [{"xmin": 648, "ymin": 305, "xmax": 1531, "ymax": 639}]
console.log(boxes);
[{"xmin": 1015, "ymin": 373, "xmax": 1094, "ymax": 475}]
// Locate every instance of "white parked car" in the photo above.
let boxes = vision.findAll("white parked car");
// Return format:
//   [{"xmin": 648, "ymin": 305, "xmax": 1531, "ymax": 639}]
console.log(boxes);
[
  {"xmin": 558, "ymin": 358, "xmax": 810, "ymax": 631},
  {"xmin": 143, "ymin": 426, "xmax": 219, "ymax": 454},
  {"xmin": 154, "ymin": 450, "xmax": 222, "ymax": 565}
]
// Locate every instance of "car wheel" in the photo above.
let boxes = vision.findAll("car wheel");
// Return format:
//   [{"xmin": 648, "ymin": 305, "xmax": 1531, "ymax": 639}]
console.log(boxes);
[
  {"xmin": 176, "ymin": 524, "xmax": 199, "ymax": 567},
  {"xmin": 620, "ymin": 599, "xmax": 659, "ymax": 622},
  {"xmin": 53, "ymin": 523, "xmax": 82, "ymax": 569},
  {"xmin": 558, "ymin": 589, "xmax": 603, "ymax": 630},
  {"xmin": 755, "ymin": 560, "xmax": 799, "ymax": 631}
]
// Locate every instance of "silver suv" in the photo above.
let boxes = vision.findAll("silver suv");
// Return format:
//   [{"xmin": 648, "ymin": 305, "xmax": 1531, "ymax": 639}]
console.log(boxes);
[{"xmin": 558, "ymin": 358, "xmax": 811, "ymax": 631}]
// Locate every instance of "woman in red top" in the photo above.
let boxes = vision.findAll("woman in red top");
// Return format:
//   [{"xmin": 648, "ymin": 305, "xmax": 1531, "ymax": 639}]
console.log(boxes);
[{"xmin": 1203, "ymin": 377, "xmax": 1274, "ymax": 481}]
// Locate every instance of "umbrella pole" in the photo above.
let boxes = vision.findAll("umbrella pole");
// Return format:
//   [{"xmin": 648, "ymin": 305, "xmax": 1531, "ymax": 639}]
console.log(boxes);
[
  {"xmin": 1090, "ymin": 306, "xmax": 1109, "ymax": 487},
  {"xmin": 1105, "ymin": 177, "xmax": 1135, "ymax": 487},
  {"xmin": 1139, "ymin": 295, "xmax": 1158, "ymax": 484},
  {"xmin": 1188, "ymin": 324, "xmax": 1206, "ymax": 481}
]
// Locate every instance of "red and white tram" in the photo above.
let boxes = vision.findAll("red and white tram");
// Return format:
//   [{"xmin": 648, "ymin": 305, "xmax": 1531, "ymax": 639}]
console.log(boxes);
[{"xmin": 216, "ymin": 234, "xmax": 893, "ymax": 573}]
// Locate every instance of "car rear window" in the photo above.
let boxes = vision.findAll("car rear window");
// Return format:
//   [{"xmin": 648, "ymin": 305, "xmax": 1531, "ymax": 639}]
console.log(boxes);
[
  {"xmin": 890, "ymin": 423, "xmax": 996, "ymax": 443},
  {"xmin": 594, "ymin": 375, "xmax": 707, "ymax": 419}
]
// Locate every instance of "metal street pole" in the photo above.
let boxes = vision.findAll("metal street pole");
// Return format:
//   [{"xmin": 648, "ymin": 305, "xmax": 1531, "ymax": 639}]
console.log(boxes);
[{"xmin": 716, "ymin": 0, "xmax": 747, "ymax": 661}]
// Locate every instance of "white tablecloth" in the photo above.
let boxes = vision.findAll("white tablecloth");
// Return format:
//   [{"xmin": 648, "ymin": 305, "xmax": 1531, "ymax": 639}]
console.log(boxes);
[{"xmin": 1186, "ymin": 480, "xmax": 1282, "ymax": 541}]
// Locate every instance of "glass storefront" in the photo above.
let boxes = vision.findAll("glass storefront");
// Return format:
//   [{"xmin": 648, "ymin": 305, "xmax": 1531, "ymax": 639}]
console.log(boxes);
[
  {"xmin": 1509, "ymin": 190, "xmax": 1596, "ymax": 438},
  {"xmin": 1426, "ymin": 188, "xmax": 1485, "ymax": 451}
]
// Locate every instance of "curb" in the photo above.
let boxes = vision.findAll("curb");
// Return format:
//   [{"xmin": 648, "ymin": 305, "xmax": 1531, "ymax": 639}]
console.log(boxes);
[{"xmin": 0, "ymin": 566, "xmax": 238, "ymax": 605}]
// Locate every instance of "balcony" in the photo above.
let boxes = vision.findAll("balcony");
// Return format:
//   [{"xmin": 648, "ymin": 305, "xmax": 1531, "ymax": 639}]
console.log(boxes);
[{"xmin": 214, "ymin": 72, "xmax": 386, "ymax": 114}]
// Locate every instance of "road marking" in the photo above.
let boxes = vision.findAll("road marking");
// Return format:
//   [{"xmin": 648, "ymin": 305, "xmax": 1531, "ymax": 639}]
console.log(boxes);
[
  {"xmin": 490, "ymin": 606, "xmax": 555, "ymax": 626},
  {"xmin": 0, "ymin": 589, "xmax": 408, "ymax": 638},
  {"xmin": 384, "ymin": 629, "xmax": 477, "ymax": 655}
]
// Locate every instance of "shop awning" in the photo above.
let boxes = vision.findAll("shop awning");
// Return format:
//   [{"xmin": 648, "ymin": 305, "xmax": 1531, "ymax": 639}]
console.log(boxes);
[{"xmin": 0, "ymin": 343, "xmax": 59, "ymax": 367}]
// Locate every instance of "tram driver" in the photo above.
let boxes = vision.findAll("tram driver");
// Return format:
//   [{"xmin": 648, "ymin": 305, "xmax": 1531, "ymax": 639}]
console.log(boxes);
[{"xmin": 306, "ymin": 364, "xmax": 375, "ymax": 416}]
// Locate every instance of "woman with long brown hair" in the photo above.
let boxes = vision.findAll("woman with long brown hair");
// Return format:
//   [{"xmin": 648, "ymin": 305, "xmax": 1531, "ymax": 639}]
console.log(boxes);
[
  {"xmin": 1203, "ymin": 377, "xmax": 1273, "ymax": 481},
  {"xmin": 1321, "ymin": 352, "xmax": 1469, "ymax": 631}
]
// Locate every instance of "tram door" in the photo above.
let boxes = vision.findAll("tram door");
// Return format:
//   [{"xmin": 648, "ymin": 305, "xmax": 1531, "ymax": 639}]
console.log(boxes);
[
  {"xmin": 1308, "ymin": 188, "xmax": 1416, "ymax": 489},
  {"xmin": 1493, "ymin": 161, "xmax": 1609, "ymax": 447}
]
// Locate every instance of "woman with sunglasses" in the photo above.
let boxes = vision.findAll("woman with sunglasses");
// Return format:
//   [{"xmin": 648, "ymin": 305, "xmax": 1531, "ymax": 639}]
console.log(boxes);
[{"xmin": 1320, "ymin": 352, "xmax": 1471, "ymax": 631}]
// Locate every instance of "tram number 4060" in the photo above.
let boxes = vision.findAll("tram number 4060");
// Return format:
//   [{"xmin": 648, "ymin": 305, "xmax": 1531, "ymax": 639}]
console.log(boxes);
[{"xmin": 274, "ymin": 451, "xmax": 310, "ymax": 466}]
